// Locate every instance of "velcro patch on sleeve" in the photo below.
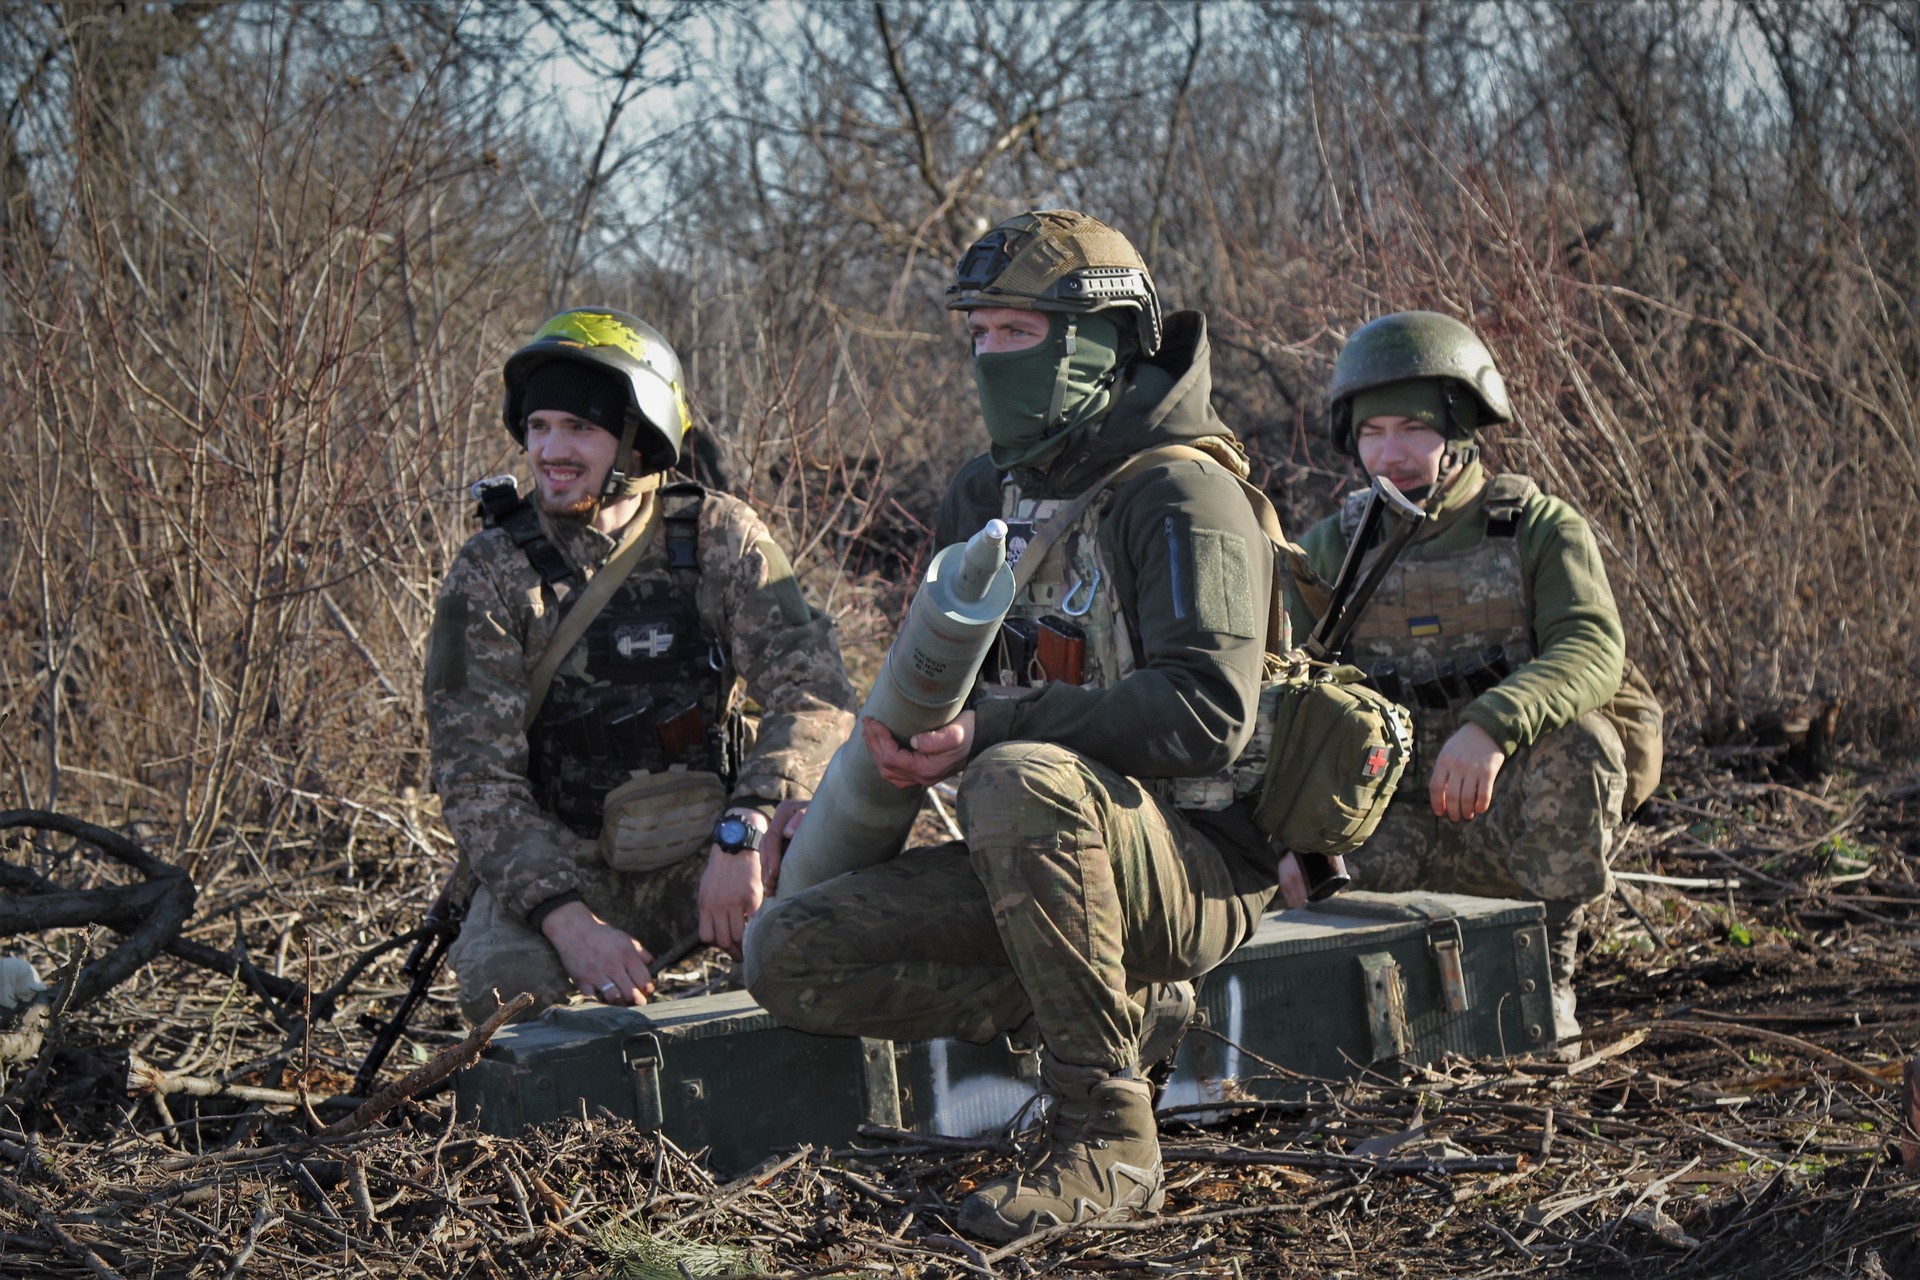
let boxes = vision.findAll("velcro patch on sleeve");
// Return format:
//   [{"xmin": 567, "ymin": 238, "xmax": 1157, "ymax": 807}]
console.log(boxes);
[
  {"xmin": 754, "ymin": 538, "xmax": 811, "ymax": 625},
  {"xmin": 1188, "ymin": 528, "xmax": 1256, "ymax": 639},
  {"xmin": 423, "ymin": 595, "xmax": 470, "ymax": 695}
]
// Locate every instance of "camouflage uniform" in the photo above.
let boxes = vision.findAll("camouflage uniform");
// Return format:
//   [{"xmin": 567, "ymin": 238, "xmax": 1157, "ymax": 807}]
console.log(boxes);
[
  {"xmin": 427, "ymin": 489, "xmax": 855, "ymax": 1023},
  {"xmin": 1288, "ymin": 461, "xmax": 1628, "ymax": 1012},
  {"xmin": 748, "ymin": 312, "xmax": 1281, "ymax": 1074}
]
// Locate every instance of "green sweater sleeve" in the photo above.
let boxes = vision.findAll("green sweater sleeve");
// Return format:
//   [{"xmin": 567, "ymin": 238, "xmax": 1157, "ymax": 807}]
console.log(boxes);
[
  {"xmin": 1458, "ymin": 494, "xmax": 1624, "ymax": 753},
  {"xmin": 1285, "ymin": 513, "xmax": 1350, "ymax": 644}
]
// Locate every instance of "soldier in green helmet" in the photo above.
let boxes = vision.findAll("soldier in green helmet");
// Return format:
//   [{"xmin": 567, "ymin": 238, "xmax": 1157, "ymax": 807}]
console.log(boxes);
[
  {"xmin": 424, "ymin": 308, "xmax": 855, "ymax": 1024},
  {"xmin": 1288, "ymin": 311, "xmax": 1663, "ymax": 1051},
  {"xmin": 746, "ymin": 212, "xmax": 1288, "ymax": 1242}
]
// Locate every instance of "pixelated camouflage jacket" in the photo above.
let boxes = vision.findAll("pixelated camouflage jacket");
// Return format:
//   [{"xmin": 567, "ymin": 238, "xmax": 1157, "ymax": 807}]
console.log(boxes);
[
  {"xmin": 935, "ymin": 311, "xmax": 1274, "ymax": 796},
  {"xmin": 424, "ymin": 487, "xmax": 857, "ymax": 925},
  {"xmin": 1287, "ymin": 460, "xmax": 1625, "ymax": 755}
]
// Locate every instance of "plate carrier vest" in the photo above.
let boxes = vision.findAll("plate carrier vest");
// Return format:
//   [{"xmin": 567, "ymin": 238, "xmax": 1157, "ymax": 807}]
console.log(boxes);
[{"xmin": 472, "ymin": 479, "xmax": 734, "ymax": 838}]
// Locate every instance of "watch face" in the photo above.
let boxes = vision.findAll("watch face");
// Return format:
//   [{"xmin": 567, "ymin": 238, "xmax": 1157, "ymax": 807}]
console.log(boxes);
[{"xmin": 714, "ymin": 816, "xmax": 753, "ymax": 851}]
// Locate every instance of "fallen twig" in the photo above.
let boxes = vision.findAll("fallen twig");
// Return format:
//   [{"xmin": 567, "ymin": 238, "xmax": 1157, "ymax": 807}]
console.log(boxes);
[
  {"xmin": 322, "ymin": 991, "xmax": 533, "ymax": 1136},
  {"xmin": 0, "ymin": 1168, "xmax": 127, "ymax": 1280}
]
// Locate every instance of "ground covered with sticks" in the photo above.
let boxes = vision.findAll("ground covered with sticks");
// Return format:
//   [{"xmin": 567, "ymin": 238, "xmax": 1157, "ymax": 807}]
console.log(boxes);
[{"xmin": 2, "ymin": 746, "xmax": 1917, "ymax": 1279}]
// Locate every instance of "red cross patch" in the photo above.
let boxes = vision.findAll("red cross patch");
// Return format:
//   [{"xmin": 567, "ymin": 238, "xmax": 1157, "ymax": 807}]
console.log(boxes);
[{"xmin": 1362, "ymin": 746, "xmax": 1390, "ymax": 779}]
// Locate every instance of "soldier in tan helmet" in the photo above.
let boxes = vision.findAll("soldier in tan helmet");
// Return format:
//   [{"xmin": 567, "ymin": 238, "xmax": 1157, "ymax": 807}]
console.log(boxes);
[
  {"xmin": 1288, "ymin": 311, "xmax": 1663, "ymax": 1051},
  {"xmin": 424, "ymin": 309, "xmax": 855, "ymax": 1024},
  {"xmin": 747, "ymin": 212, "xmax": 1288, "ymax": 1242}
]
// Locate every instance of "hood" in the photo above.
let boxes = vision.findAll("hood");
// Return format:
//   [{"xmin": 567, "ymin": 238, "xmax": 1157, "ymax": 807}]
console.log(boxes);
[{"xmin": 1010, "ymin": 310, "xmax": 1246, "ymax": 496}]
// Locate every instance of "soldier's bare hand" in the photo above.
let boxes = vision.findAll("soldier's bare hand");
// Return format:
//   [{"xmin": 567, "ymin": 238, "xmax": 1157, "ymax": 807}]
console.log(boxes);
[
  {"xmin": 540, "ymin": 901, "xmax": 657, "ymax": 1005},
  {"xmin": 1276, "ymin": 852, "xmax": 1311, "ymax": 909},
  {"xmin": 699, "ymin": 817, "xmax": 772, "ymax": 960},
  {"xmin": 1429, "ymin": 722, "xmax": 1506, "ymax": 823},
  {"xmin": 862, "ymin": 711, "xmax": 974, "ymax": 789}
]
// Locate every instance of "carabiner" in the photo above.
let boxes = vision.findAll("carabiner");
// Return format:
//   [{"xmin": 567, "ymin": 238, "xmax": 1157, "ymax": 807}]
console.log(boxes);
[{"xmin": 1060, "ymin": 566, "xmax": 1101, "ymax": 617}]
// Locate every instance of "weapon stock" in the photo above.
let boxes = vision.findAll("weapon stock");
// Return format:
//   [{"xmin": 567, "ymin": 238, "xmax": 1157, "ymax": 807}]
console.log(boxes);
[{"xmin": 353, "ymin": 874, "xmax": 464, "ymax": 1096}]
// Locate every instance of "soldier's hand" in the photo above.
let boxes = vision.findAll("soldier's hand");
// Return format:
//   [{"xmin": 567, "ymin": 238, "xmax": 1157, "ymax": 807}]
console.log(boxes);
[
  {"xmin": 1276, "ymin": 852, "xmax": 1311, "ymax": 910},
  {"xmin": 759, "ymin": 799, "xmax": 809, "ymax": 890},
  {"xmin": 699, "ymin": 813, "xmax": 773, "ymax": 960},
  {"xmin": 862, "ymin": 711, "xmax": 974, "ymax": 788},
  {"xmin": 1429, "ymin": 722, "xmax": 1507, "ymax": 823},
  {"xmin": 540, "ymin": 901, "xmax": 657, "ymax": 1005}
]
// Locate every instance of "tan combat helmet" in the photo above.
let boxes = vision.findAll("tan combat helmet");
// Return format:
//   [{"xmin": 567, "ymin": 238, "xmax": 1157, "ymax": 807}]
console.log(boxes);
[
  {"xmin": 1327, "ymin": 311, "xmax": 1512, "ymax": 458},
  {"xmin": 502, "ymin": 308, "xmax": 693, "ymax": 497},
  {"xmin": 946, "ymin": 210, "xmax": 1163, "ymax": 358}
]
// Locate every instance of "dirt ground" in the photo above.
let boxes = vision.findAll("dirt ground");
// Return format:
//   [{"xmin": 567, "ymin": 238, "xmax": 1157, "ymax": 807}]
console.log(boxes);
[{"xmin": 2, "ymin": 745, "xmax": 1917, "ymax": 1278}]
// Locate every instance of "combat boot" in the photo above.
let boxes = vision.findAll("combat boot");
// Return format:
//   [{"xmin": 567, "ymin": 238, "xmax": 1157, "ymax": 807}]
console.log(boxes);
[
  {"xmin": 1135, "ymin": 980, "xmax": 1195, "ymax": 1075},
  {"xmin": 957, "ymin": 1056, "xmax": 1165, "ymax": 1242},
  {"xmin": 1544, "ymin": 901, "xmax": 1587, "ymax": 1057}
]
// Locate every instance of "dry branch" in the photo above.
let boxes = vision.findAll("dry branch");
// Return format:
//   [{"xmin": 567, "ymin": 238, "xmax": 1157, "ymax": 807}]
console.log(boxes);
[
  {"xmin": 322, "ymin": 991, "xmax": 534, "ymax": 1137},
  {"xmin": 0, "ymin": 811, "xmax": 196, "ymax": 1011}
]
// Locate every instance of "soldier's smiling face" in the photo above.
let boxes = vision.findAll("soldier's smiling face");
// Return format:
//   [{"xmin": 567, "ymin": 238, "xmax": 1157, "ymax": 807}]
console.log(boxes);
[
  {"xmin": 1355, "ymin": 415, "xmax": 1447, "ymax": 504},
  {"xmin": 525, "ymin": 409, "xmax": 617, "ymax": 520}
]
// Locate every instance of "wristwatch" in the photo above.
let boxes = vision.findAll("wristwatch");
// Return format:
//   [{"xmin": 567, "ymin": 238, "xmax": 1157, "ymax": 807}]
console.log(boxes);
[{"xmin": 710, "ymin": 813, "xmax": 765, "ymax": 855}]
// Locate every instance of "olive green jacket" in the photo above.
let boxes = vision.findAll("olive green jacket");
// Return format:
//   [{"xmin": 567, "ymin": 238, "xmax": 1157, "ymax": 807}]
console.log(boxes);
[
  {"xmin": 1287, "ymin": 461, "xmax": 1625, "ymax": 754},
  {"xmin": 935, "ymin": 312, "xmax": 1275, "ymax": 860}
]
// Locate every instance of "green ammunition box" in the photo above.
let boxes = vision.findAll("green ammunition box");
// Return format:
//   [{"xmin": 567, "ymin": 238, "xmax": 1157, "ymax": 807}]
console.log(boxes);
[
  {"xmin": 456, "ymin": 891, "xmax": 1551, "ymax": 1172},
  {"xmin": 453, "ymin": 989, "xmax": 900, "ymax": 1174},
  {"xmin": 889, "ymin": 891, "xmax": 1552, "ymax": 1134}
]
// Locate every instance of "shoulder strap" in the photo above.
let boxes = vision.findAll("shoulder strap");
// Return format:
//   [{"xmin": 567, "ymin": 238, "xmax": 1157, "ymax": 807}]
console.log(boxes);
[
  {"xmin": 1009, "ymin": 445, "xmax": 1197, "ymax": 592},
  {"xmin": 471, "ymin": 477, "xmax": 575, "ymax": 588},
  {"xmin": 1011, "ymin": 444, "xmax": 1322, "ymax": 658},
  {"xmin": 659, "ymin": 481, "xmax": 706, "ymax": 601},
  {"xmin": 1483, "ymin": 473, "xmax": 1538, "ymax": 539},
  {"xmin": 520, "ymin": 502, "xmax": 665, "ymax": 732}
]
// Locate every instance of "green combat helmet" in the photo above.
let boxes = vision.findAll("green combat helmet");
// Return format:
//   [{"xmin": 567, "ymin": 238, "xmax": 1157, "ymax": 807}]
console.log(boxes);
[
  {"xmin": 946, "ymin": 210, "xmax": 1163, "ymax": 358},
  {"xmin": 502, "ymin": 308, "xmax": 692, "ymax": 499},
  {"xmin": 1327, "ymin": 311, "xmax": 1512, "ymax": 459}
]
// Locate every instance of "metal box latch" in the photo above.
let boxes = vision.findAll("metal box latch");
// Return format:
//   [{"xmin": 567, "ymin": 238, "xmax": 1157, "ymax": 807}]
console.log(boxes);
[
  {"xmin": 623, "ymin": 1032, "xmax": 665, "ymax": 1129},
  {"xmin": 1427, "ymin": 918, "xmax": 1470, "ymax": 1013}
]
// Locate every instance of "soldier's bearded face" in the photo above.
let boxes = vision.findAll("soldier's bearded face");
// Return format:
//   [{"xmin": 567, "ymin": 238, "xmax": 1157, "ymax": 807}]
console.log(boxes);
[
  {"xmin": 525, "ymin": 409, "xmax": 617, "ymax": 521},
  {"xmin": 1356, "ymin": 415, "xmax": 1446, "ymax": 505}
]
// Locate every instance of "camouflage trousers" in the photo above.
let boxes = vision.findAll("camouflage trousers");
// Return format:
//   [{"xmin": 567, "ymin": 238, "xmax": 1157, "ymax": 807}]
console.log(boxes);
[
  {"xmin": 448, "ymin": 837, "xmax": 704, "ymax": 1025},
  {"xmin": 744, "ymin": 742, "xmax": 1276, "ymax": 1073},
  {"xmin": 1349, "ymin": 709, "xmax": 1625, "ymax": 909}
]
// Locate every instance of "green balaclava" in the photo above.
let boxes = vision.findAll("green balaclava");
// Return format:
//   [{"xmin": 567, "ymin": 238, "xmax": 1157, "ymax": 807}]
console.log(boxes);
[{"xmin": 974, "ymin": 313, "xmax": 1123, "ymax": 470}]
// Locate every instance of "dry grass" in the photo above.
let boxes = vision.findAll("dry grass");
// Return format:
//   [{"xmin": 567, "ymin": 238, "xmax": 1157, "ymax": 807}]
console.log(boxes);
[{"xmin": 3, "ymin": 747, "xmax": 1917, "ymax": 1277}]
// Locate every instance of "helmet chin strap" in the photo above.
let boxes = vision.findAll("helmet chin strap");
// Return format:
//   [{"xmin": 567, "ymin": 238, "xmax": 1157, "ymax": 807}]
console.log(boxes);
[
  {"xmin": 1044, "ymin": 316, "xmax": 1079, "ymax": 427},
  {"xmin": 1365, "ymin": 438, "xmax": 1478, "ymax": 508}
]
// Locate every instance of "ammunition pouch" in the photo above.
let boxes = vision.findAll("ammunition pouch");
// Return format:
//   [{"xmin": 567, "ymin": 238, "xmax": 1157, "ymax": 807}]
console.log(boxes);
[
  {"xmin": 1601, "ymin": 659, "xmax": 1664, "ymax": 816},
  {"xmin": 600, "ymin": 767, "xmax": 728, "ymax": 872}
]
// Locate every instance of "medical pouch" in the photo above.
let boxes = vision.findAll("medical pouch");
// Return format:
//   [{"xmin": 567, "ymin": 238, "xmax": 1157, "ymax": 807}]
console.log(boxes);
[{"xmin": 1254, "ymin": 663, "xmax": 1412, "ymax": 855}]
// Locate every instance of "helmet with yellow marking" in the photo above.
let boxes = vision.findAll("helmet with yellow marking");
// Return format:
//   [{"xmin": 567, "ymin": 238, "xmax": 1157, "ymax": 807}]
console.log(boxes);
[{"xmin": 502, "ymin": 308, "xmax": 692, "ymax": 493}]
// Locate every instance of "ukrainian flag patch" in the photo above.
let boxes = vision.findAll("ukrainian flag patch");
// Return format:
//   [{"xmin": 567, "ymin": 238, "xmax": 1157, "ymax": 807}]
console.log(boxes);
[{"xmin": 1408, "ymin": 615, "xmax": 1442, "ymax": 637}]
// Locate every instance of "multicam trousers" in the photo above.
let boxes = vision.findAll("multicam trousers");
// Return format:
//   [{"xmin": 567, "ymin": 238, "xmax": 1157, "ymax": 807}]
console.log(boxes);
[
  {"xmin": 744, "ymin": 741, "xmax": 1276, "ymax": 1073},
  {"xmin": 448, "ymin": 837, "xmax": 704, "ymax": 1025},
  {"xmin": 1348, "ymin": 709, "xmax": 1626, "ymax": 907}
]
